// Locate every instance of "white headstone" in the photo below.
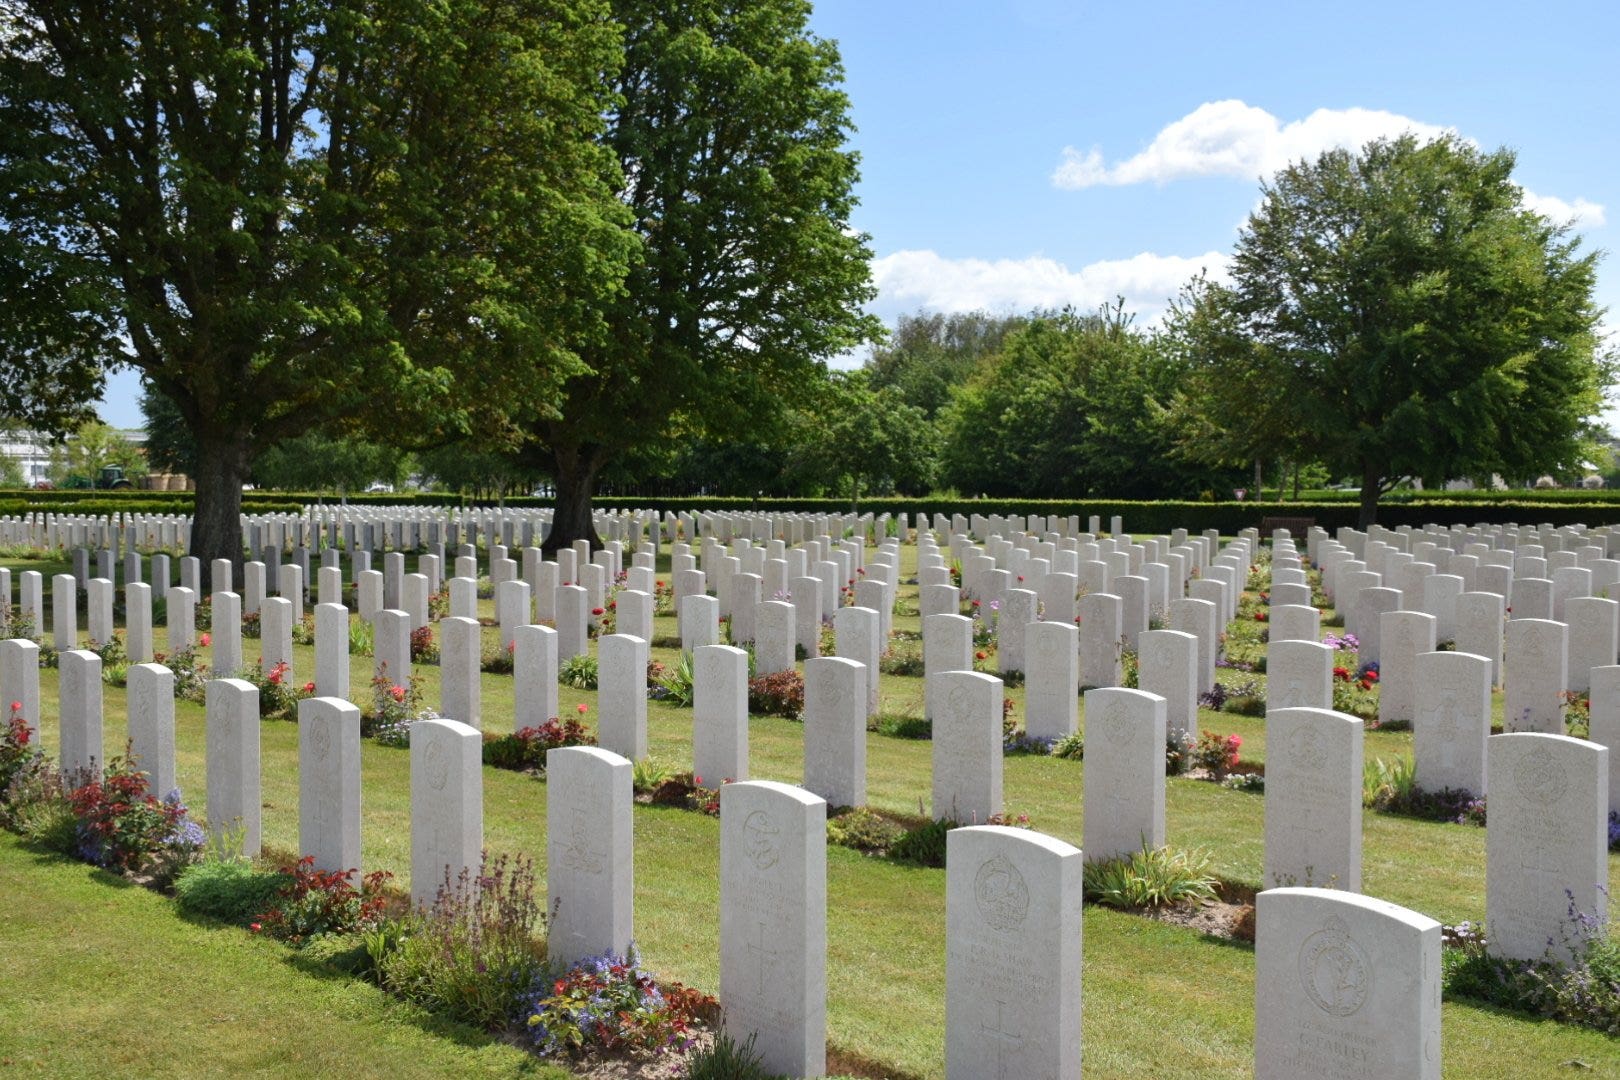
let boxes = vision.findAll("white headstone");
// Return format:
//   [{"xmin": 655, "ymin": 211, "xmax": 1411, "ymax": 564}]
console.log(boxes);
[
  {"xmin": 945, "ymin": 826, "xmax": 1082, "ymax": 1080},
  {"xmin": 1414, "ymin": 651, "xmax": 1490, "ymax": 797},
  {"xmin": 1264, "ymin": 707, "xmax": 1363, "ymax": 891},
  {"xmin": 298, "ymin": 696, "xmax": 363, "ymax": 879},
  {"xmin": 126, "ymin": 662, "xmax": 175, "ymax": 796},
  {"xmin": 1082, "ymin": 687, "xmax": 1167, "ymax": 863},
  {"xmin": 514, "ymin": 624, "xmax": 560, "ymax": 731},
  {"xmin": 694, "ymin": 644, "xmax": 749, "ymax": 784},
  {"xmin": 205, "ymin": 678, "xmax": 261, "ymax": 855},
  {"xmin": 1255, "ymin": 888, "xmax": 1441, "ymax": 1080},
  {"xmin": 1486, "ymin": 732, "xmax": 1608, "ymax": 964},
  {"xmin": 719, "ymin": 780, "xmax": 826, "ymax": 1079},
  {"xmin": 597, "ymin": 634, "xmax": 648, "ymax": 760},
  {"xmin": 933, "ymin": 670, "xmax": 1004, "ymax": 823},
  {"xmin": 547, "ymin": 745, "xmax": 635, "ymax": 965},
  {"xmin": 410, "ymin": 717, "xmax": 483, "ymax": 909},
  {"xmin": 802, "ymin": 656, "xmax": 866, "ymax": 808}
]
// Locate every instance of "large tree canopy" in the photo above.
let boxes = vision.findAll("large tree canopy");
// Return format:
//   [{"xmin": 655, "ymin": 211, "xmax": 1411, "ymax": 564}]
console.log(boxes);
[
  {"xmin": 0, "ymin": 0, "xmax": 633, "ymax": 585},
  {"xmin": 1166, "ymin": 134, "xmax": 1612, "ymax": 526},
  {"xmin": 939, "ymin": 304, "xmax": 1222, "ymax": 499},
  {"xmin": 525, "ymin": 0, "xmax": 881, "ymax": 550}
]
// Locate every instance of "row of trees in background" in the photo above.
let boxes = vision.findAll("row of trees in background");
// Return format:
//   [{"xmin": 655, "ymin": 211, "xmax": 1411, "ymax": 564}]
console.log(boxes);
[{"xmin": 1, "ymin": 0, "xmax": 1611, "ymax": 568}]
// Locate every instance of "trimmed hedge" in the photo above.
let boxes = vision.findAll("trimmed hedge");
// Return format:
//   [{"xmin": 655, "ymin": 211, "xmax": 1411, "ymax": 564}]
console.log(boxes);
[{"xmin": 5, "ymin": 489, "xmax": 1620, "ymax": 533}]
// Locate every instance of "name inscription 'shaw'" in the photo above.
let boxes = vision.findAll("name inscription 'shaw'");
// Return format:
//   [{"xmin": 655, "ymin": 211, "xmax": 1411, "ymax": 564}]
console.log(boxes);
[
  {"xmin": 1298, "ymin": 916, "xmax": 1372, "ymax": 1018},
  {"xmin": 974, "ymin": 854, "xmax": 1029, "ymax": 933}
]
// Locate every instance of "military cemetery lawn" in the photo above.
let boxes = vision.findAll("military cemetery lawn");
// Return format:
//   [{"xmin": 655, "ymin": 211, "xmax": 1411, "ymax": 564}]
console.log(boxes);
[{"xmin": 2, "ymin": 536, "xmax": 1618, "ymax": 1079}]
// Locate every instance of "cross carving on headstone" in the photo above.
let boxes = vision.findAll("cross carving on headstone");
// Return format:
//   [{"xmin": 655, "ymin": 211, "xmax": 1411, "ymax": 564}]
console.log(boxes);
[
  {"xmin": 980, "ymin": 998, "xmax": 1023, "ymax": 1079},
  {"xmin": 746, "ymin": 920, "xmax": 780, "ymax": 998}
]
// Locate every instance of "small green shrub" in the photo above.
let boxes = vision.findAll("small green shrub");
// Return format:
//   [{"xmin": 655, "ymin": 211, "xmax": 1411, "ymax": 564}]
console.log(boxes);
[
  {"xmin": 482, "ymin": 717, "xmax": 596, "ymax": 772},
  {"xmin": 872, "ymin": 713, "xmax": 931, "ymax": 739},
  {"xmin": 1363, "ymin": 756, "xmax": 1418, "ymax": 809},
  {"xmin": 173, "ymin": 857, "xmax": 286, "ymax": 925},
  {"xmin": 380, "ymin": 852, "xmax": 547, "ymax": 1030},
  {"xmin": 748, "ymin": 670, "xmax": 804, "ymax": 720},
  {"xmin": 877, "ymin": 641, "xmax": 924, "ymax": 677},
  {"xmin": 827, "ymin": 808, "xmax": 903, "ymax": 853},
  {"xmin": 1051, "ymin": 732, "xmax": 1085, "ymax": 760},
  {"xmin": 657, "ymin": 652, "xmax": 696, "ymax": 707},
  {"xmin": 631, "ymin": 756, "xmax": 676, "ymax": 793},
  {"xmin": 889, "ymin": 818, "xmax": 952, "ymax": 868},
  {"xmin": 1082, "ymin": 843, "xmax": 1219, "ymax": 910},
  {"xmin": 560, "ymin": 653, "xmax": 599, "ymax": 690},
  {"xmin": 684, "ymin": 1031, "xmax": 772, "ymax": 1080}
]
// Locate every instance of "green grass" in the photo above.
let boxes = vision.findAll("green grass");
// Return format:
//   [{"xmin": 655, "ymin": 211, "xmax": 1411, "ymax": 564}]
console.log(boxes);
[
  {"xmin": 0, "ymin": 833, "xmax": 565, "ymax": 1079},
  {"xmin": 3, "ymin": 541, "xmax": 1620, "ymax": 1078}
]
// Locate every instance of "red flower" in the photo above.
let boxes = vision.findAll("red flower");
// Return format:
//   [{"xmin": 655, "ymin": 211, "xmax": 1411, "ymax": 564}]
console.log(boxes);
[
  {"xmin": 576, "ymin": 703, "xmax": 588, "ymax": 714},
  {"xmin": 390, "ymin": 685, "xmax": 406, "ymax": 703},
  {"xmin": 1017, "ymin": 576, "xmax": 1024, "ymax": 582},
  {"xmin": 975, "ymin": 651, "xmax": 988, "ymax": 661},
  {"xmin": 301, "ymin": 682, "xmax": 315, "ymax": 694},
  {"xmin": 1366, "ymin": 670, "xmax": 1378, "ymax": 682},
  {"xmin": 8, "ymin": 701, "xmax": 19, "ymax": 712},
  {"xmin": 971, "ymin": 600, "xmax": 981, "ymax": 608},
  {"xmin": 1253, "ymin": 611, "xmax": 1267, "ymax": 622},
  {"xmin": 693, "ymin": 775, "xmax": 703, "ymax": 786},
  {"xmin": 250, "ymin": 922, "xmax": 262, "ymax": 933},
  {"xmin": 200, "ymin": 633, "xmax": 211, "ymax": 647},
  {"xmin": 592, "ymin": 607, "xmax": 605, "ymax": 616}
]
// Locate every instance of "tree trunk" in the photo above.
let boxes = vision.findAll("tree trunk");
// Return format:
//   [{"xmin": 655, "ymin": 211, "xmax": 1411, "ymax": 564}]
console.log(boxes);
[
  {"xmin": 1357, "ymin": 461, "xmax": 1382, "ymax": 530},
  {"xmin": 543, "ymin": 444, "xmax": 604, "ymax": 553},
  {"xmin": 190, "ymin": 432, "xmax": 248, "ymax": 595},
  {"xmin": 1253, "ymin": 458, "xmax": 1263, "ymax": 494}
]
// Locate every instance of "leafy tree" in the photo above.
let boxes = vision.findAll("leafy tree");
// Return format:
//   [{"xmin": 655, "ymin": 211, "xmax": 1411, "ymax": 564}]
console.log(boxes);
[
  {"xmin": 786, "ymin": 369, "xmax": 937, "ymax": 507},
  {"xmin": 46, "ymin": 420, "xmax": 145, "ymax": 485},
  {"xmin": 522, "ymin": 0, "xmax": 880, "ymax": 550},
  {"xmin": 1167, "ymin": 134, "xmax": 1612, "ymax": 526},
  {"xmin": 416, "ymin": 440, "xmax": 537, "ymax": 502},
  {"xmin": 940, "ymin": 305, "xmax": 1224, "ymax": 499},
  {"xmin": 0, "ymin": 0, "xmax": 632, "ymax": 587},
  {"xmin": 251, "ymin": 433, "xmax": 408, "ymax": 494},
  {"xmin": 866, "ymin": 309, "xmax": 1032, "ymax": 418},
  {"xmin": 0, "ymin": 457, "xmax": 22, "ymax": 489},
  {"xmin": 138, "ymin": 381, "xmax": 195, "ymax": 477}
]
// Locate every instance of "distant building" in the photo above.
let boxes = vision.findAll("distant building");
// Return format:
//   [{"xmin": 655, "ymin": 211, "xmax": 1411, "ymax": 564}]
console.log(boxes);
[{"xmin": 0, "ymin": 427, "xmax": 146, "ymax": 486}]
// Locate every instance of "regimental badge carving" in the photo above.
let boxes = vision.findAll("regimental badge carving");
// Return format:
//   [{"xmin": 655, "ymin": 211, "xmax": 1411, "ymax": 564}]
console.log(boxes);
[
  {"xmin": 1513, "ymin": 745, "xmax": 1568, "ymax": 806},
  {"xmin": 309, "ymin": 717, "xmax": 332, "ymax": 761},
  {"xmin": 1035, "ymin": 627, "xmax": 1063, "ymax": 663},
  {"xmin": 1288, "ymin": 724, "xmax": 1326, "ymax": 771},
  {"xmin": 742, "ymin": 810, "xmax": 781, "ymax": 871},
  {"xmin": 423, "ymin": 737, "xmax": 451, "ymax": 792},
  {"xmin": 823, "ymin": 670, "xmax": 851, "ymax": 719},
  {"xmin": 1102, "ymin": 703, "xmax": 1134, "ymax": 746},
  {"xmin": 947, "ymin": 683, "xmax": 974, "ymax": 725},
  {"xmin": 1298, "ymin": 915, "xmax": 1371, "ymax": 1017},
  {"xmin": 974, "ymin": 853, "xmax": 1030, "ymax": 932}
]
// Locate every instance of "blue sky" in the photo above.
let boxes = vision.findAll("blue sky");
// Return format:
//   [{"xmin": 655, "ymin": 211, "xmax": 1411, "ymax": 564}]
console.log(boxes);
[{"xmin": 97, "ymin": 0, "xmax": 1620, "ymax": 429}]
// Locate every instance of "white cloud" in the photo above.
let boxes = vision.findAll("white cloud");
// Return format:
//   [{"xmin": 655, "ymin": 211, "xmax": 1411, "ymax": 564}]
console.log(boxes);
[
  {"xmin": 1052, "ymin": 99, "xmax": 1453, "ymax": 188},
  {"xmin": 870, "ymin": 248, "xmax": 1230, "ymax": 322},
  {"xmin": 1520, "ymin": 190, "xmax": 1607, "ymax": 228}
]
